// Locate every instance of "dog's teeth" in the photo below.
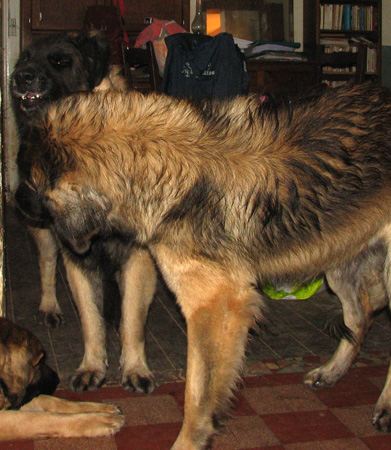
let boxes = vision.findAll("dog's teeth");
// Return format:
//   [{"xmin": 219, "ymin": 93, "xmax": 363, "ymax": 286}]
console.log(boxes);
[{"xmin": 22, "ymin": 93, "xmax": 41, "ymax": 100}]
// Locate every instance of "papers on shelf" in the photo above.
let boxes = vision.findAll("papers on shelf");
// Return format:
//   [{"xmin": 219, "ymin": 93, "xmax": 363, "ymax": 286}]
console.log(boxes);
[
  {"xmin": 233, "ymin": 37, "xmax": 252, "ymax": 51},
  {"xmin": 244, "ymin": 40, "xmax": 301, "ymax": 59},
  {"xmin": 250, "ymin": 51, "xmax": 308, "ymax": 61}
]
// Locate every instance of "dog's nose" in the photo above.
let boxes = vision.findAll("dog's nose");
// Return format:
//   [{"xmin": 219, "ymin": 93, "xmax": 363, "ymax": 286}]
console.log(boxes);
[
  {"xmin": 14, "ymin": 67, "xmax": 38, "ymax": 86},
  {"xmin": 15, "ymin": 180, "xmax": 51, "ymax": 223}
]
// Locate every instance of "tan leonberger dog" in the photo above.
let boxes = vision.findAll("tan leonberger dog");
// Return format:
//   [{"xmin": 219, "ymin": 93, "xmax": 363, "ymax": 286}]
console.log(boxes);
[
  {"xmin": 15, "ymin": 83, "xmax": 391, "ymax": 449},
  {"xmin": 0, "ymin": 317, "xmax": 124, "ymax": 440}
]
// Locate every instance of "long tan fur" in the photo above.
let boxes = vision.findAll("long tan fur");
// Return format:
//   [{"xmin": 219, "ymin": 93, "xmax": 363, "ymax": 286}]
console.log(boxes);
[{"xmin": 17, "ymin": 83, "xmax": 391, "ymax": 449}]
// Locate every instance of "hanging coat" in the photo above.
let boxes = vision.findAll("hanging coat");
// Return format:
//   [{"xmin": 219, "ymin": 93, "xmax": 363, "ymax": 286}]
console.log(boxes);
[{"xmin": 162, "ymin": 32, "xmax": 249, "ymax": 99}]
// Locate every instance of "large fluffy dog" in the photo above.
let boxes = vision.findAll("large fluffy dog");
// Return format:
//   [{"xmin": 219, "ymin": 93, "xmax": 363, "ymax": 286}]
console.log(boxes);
[
  {"xmin": 11, "ymin": 32, "xmax": 157, "ymax": 393},
  {"xmin": 15, "ymin": 83, "xmax": 391, "ymax": 449},
  {"xmin": 0, "ymin": 317, "xmax": 124, "ymax": 440}
]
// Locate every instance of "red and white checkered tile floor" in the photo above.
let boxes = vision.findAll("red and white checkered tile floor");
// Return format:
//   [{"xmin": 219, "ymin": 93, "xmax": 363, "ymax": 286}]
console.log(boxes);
[{"xmin": 1, "ymin": 363, "xmax": 391, "ymax": 450}]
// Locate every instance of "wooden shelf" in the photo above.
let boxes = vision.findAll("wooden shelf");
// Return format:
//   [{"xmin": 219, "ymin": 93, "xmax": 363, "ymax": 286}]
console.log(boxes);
[{"xmin": 303, "ymin": 0, "xmax": 382, "ymax": 86}]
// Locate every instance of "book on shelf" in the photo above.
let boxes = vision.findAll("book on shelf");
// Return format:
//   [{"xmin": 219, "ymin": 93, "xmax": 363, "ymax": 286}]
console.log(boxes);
[
  {"xmin": 322, "ymin": 65, "xmax": 357, "ymax": 75},
  {"xmin": 366, "ymin": 47, "xmax": 377, "ymax": 73},
  {"xmin": 319, "ymin": 36, "xmax": 378, "ymax": 74},
  {"xmin": 320, "ymin": 37, "xmax": 358, "ymax": 52},
  {"xmin": 320, "ymin": 4, "xmax": 376, "ymax": 32}
]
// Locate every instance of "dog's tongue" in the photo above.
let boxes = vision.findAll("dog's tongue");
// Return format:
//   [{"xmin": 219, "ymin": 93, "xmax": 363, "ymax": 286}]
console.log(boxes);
[{"xmin": 21, "ymin": 93, "xmax": 43, "ymax": 109}]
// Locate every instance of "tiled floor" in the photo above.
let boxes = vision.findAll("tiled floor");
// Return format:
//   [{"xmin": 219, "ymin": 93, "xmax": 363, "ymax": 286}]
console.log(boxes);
[
  {"xmin": 2, "ymin": 366, "xmax": 391, "ymax": 449},
  {"xmin": 4, "ymin": 205, "xmax": 391, "ymax": 449}
]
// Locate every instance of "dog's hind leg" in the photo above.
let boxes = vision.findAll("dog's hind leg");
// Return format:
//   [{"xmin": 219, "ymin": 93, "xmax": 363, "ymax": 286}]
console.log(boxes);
[
  {"xmin": 372, "ymin": 230, "xmax": 391, "ymax": 432},
  {"xmin": 63, "ymin": 254, "xmax": 107, "ymax": 391},
  {"xmin": 29, "ymin": 227, "xmax": 63, "ymax": 327},
  {"xmin": 119, "ymin": 247, "xmax": 157, "ymax": 394},
  {"xmin": 304, "ymin": 264, "xmax": 373, "ymax": 390}
]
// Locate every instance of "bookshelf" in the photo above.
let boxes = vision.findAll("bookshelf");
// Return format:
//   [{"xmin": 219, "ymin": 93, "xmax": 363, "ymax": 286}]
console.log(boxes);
[{"xmin": 303, "ymin": 0, "xmax": 381, "ymax": 86}]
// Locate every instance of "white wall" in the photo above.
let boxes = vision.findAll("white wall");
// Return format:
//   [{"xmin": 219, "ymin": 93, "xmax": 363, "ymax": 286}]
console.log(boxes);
[
  {"xmin": 2, "ymin": 0, "xmax": 21, "ymax": 197},
  {"xmin": 383, "ymin": 0, "xmax": 391, "ymax": 46},
  {"xmin": 382, "ymin": 0, "xmax": 391, "ymax": 88},
  {"xmin": 293, "ymin": 0, "xmax": 303, "ymax": 45}
]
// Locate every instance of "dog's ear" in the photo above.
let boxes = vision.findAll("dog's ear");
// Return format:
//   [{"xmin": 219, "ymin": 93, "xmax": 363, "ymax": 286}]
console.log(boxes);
[
  {"xmin": 26, "ymin": 335, "xmax": 47, "ymax": 373},
  {"xmin": 69, "ymin": 31, "xmax": 112, "ymax": 89},
  {"xmin": 31, "ymin": 351, "xmax": 45, "ymax": 368}
]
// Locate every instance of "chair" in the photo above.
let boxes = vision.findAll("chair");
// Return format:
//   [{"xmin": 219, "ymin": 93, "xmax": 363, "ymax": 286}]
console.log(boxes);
[
  {"xmin": 316, "ymin": 44, "xmax": 367, "ymax": 85},
  {"xmin": 121, "ymin": 41, "xmax": 161, "ymax": 92}
]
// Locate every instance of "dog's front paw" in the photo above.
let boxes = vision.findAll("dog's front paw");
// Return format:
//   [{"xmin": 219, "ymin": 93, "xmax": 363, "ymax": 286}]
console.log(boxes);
[
  {"xmin": 38, "ymin": 310, "xmax": 64, "ymax": 328},
  {"xmin": 69, "ymin": 370, "xmax": 106, "ymax": 392},
  {"xmin": 73, "ymin": 412, "xmax": 126, "ymax": 437},
  {"xmin": 373, "ymin": 405, "xmax": 391, "ymax": 432},
  {"xmin": 303, "ymin": 368, "xmax": 338, "ymax": 390},
  {"xmin": 99, "ymin": 403, "xmax": 123, "ymax": 415},
  {"xmin": 121, "ymin": 372, "xmax": 156, "ymax": 394},
  {"xmin": 99, "ymin": 412, "xmax": 126, "ymax": 436}
]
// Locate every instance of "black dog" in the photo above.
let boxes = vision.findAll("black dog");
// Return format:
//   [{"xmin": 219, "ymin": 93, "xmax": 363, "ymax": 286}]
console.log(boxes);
[{"xmin": 12, "ymin": 32, "xmax": 157, "ymax": 394}]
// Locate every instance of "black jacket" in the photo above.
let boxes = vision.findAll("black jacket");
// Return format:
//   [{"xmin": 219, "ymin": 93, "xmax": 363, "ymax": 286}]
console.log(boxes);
[{"xmin": 162, "ymin": 32, "xmax": 249, "ymax": 99}]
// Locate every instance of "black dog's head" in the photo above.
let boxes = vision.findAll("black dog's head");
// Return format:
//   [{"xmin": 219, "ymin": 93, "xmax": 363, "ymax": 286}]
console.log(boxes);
[{"xmin": 11, "ymin": 31, "xmax": 111, "ymax": 124}]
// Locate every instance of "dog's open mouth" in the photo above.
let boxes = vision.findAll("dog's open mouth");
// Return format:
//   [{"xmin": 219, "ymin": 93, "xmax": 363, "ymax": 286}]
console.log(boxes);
[{"xmin": 20, "ymin": 93, "xmax": 45, "ymax": 110}]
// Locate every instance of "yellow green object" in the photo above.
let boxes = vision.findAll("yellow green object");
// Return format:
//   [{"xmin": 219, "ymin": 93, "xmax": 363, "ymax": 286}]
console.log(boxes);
[{"xmin": 262, "ymin": 277, "xmax": 324, "ymax": 300}]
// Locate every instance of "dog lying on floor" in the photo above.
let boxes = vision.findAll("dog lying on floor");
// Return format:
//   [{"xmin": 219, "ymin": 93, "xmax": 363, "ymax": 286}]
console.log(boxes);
[{"xmin": 0, "ymin": 317, "xmax": 124, "ymax": 440}]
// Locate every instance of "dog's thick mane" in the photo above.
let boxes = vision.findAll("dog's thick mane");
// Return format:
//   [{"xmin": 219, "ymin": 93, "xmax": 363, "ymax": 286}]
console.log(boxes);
[{"xmin": 27, "ymin": 84, "xmax": 391, "ymax": 281}]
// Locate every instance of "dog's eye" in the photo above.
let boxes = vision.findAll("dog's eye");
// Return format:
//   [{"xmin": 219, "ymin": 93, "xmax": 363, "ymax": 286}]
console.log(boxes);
[
  {"xmin": 20, "ymin": 51, "xmax": 31, "ymax": 64},
  {"xmin": 0, "ymin": 379, "xmax": 9, "ymax": 397},
  {"xmin": 48, "ymin": 54, "xmax": 73, "ymax": 70}
]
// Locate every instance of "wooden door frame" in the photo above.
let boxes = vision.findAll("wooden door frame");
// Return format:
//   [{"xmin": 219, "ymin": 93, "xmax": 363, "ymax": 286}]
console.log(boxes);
[{"xmin": 1, "ymin": 0, "xmax": 22, "ymax": 316}]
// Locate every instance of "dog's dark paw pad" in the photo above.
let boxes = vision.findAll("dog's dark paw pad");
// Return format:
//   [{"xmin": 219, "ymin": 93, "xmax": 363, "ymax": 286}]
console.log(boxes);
[
  {"xmin": 69, "ymin": 371, "xmax": 105, "ymax": 392},
  {"xmin": 122, "ymin": 374, "xmax": 156, "ymax": 394},
  {"xmin": 45, "ymin": 312, "xmax": 64, "ymax": 328},
  {"xmin": 37, "ymin": 311, "xmax": 64, "ymax": 328},
  {"xmin": 303, "ymin": 370, "xmax": 337, "ymax": 391},
  {"xmin": 373, "ymin": 410, "xmax": 391, "ymax": 433},
  {"xmin": 311, "ymin": 378, "xmax": 331, "ymax": 390}
]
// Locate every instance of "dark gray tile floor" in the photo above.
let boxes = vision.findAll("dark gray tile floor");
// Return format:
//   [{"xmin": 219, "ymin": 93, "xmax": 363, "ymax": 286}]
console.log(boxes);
[{"xmin": 4, "ymin": 205, "xmax": 391, "ymax": 389}]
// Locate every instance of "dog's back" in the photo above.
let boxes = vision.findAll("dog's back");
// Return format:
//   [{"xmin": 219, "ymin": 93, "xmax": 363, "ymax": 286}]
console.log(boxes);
[{"xmin": 23, "ymin": 83, "xmax": 391, "ymax": 280}]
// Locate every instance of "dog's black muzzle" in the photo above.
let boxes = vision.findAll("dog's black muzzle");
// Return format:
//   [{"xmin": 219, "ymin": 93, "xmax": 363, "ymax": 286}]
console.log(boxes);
[
  {"xmin": 4, "ymin": 362, "xmax": 60, "ymax": 410},
  {"xmin": 11, "ymin": 66, "xmax": 49, "ymax": 113},
  {"xmin": 20, "ymin": 362, "xmax": 60, "ymax": 408},
  {"xmin": 15, "ymin": 180, "xmax": 51, "ymax": 225}
]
